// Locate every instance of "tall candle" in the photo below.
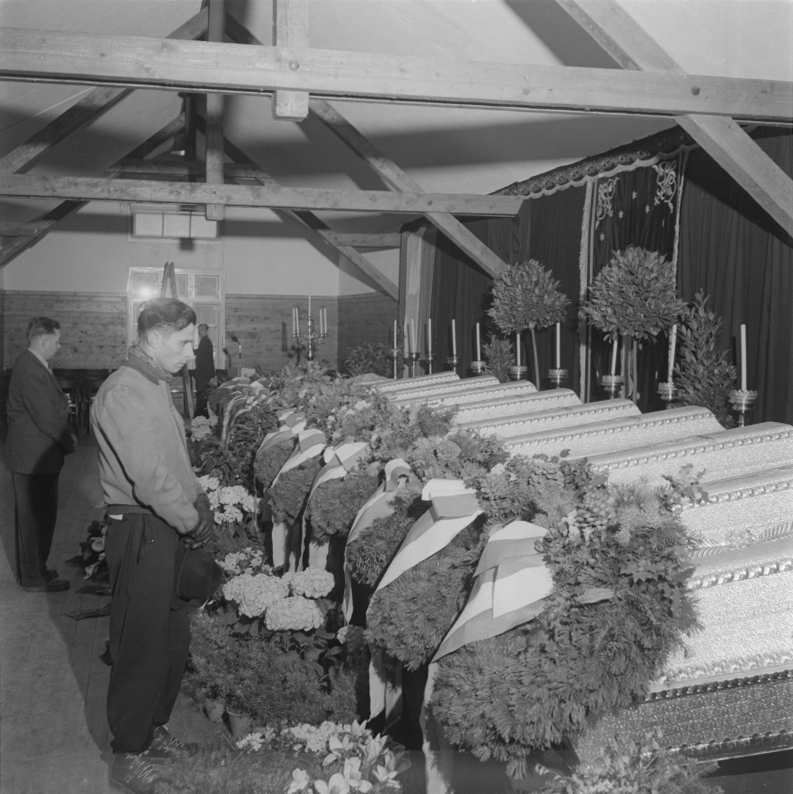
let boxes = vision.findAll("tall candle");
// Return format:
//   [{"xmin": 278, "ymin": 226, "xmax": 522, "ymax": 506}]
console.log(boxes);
[
  {"xmin": 405, "ymin": 321, "xmax": 410, "ymax": 354},
  {"xmin": 451, "ymin": 319, "xmax": 457, "ymax": 356},
  {"xmin": 610, "ymin": 336, "xmax": 618, "ymax": 376},
  {"xmin": 740, "ymin": 324, "xmax": 747, "ymax": 391},
  {"xmin": 555, "ymin": 322, "xmax": 561, "ymax": 369},
  {"xmin": 411, "ymin": 319, "xmax": 416, "ymax": 354},
  {"xmin": 323, "ymin": 308, "xmax": 328, "ymax": 335},
  {"xmin": 292, "ymin": 307, "xmax": 296, "ymax": 336},
  {"xmin": 516, "ymin": 332, "xmax": 521, "ymax": 368},
  {"xmin": 427, "ymin": 317, "xmax": 432, "ymax": 354},
  {"xmin": 476, "ymin": 323, "xmax": 481, "ymax": 360},
  {"xmin": 295, "ymin": 307, "xmax": 300, "ymax": 336},
  {"xmin": 308, "ymin": 294, "xmax": 311, "ymax": 317},
  {"xmin": 393, "ymin": 320, "xmax": 397, "ymax": 349},
  {"xmin": 667, "ymin": 324, "xmax": 677, "ymax": 383}
]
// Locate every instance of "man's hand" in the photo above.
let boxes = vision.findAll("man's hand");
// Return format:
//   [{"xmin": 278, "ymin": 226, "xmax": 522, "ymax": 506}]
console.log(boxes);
[{"xmin": 185, "ymin": 493, "xmax": 214, "ymax": 549}]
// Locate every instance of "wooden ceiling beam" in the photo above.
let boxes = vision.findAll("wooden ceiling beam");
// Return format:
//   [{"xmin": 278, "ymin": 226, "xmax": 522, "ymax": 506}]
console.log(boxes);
[
  {"xmin": 556, "ymin": 0, "xmax": 793, "ymax": 238},
  {"xmin": 211, "ymin": 131, "xmax": 398, "ymax": 300},
  {"xmin": 0, "ymin": 173, "xmax": 524, "ymax": 215},
  {"xmin": 0, "ymin": 11, "xmax": 208, "ymax": 175},
  {"xmin": 0, "ymin": 221, "xmax": 56, "ymax": 237},
  {"xmin": 273, "ymin": 0, "xmax": 309, "ymax": 120},
  {"xmin": 2, "ymin": 28, "xmax": 791, "ymax": 121},
  {"xmin": 205, "ymin": 0, "xmax": 225, "ymax": 221},
  {"xmin": 323, "ymin": 232, "xmax": 402, "ymax": 248},
  {"xmin": 0, "ymin": 115, "xmax": 185, "ymax": 268},
  {"xmin": 311, "ymin": 99, "xmax": 509, "ymax": 278}
]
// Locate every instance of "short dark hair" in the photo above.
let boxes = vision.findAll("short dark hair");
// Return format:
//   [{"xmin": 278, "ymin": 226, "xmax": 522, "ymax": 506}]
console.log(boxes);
[
  {"xmin": 198, "ymin": 323, "xmax": 209, "ymax": 332},
  {"xmin": 27, "ymin": 317, "xmax": 60, "ymax": 341},
  {"xmin": 138, "ymin": 298, "xmax": 196, "ymax": 339}
]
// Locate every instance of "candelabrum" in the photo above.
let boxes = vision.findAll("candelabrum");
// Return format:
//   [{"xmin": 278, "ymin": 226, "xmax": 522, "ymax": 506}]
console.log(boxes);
[
  {"xmin": 729, "ymin": 388, "xmax": 758, "ymax": 427},
  {"xmin": 470, "ymin": 360, "xmax": 487, "ymax": 376},
  {"xmin": 447, "ymin": 355, "xmax": 460, "ymax": 374},
  {"xmin": 548, "ymin": 368, "xmax": 568, "ymax": 389},
  {"xmin": 292, "ymin": 314, "xmax": 329, "ymax": 362},
  {"xmin": 509, "ymin": 365, "xmax": 528, "ymax": 381},
  {"xmin": 601, "ymin": 373, "xmax": 624, "ymax": 399},
  {"xmin": 658, "ymin": 380, "xmax": 677, "ymax": 408},
  {"xmin": 406, "ymin": 351, "xmax": 421, "ymax": 378}
]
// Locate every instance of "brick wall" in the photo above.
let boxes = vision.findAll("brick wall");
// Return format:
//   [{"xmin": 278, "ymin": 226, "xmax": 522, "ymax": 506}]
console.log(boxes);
[
  {"xmin": 337, "ymin": 293, "xmax": 398, "ymax": 371},
  {"xmin": 3, "ymin": 291, "xmax": 127, "ymax": 370}
]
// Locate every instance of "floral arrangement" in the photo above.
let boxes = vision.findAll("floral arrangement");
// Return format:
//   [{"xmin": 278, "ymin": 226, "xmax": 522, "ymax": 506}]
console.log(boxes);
[
  {"xmin": 343, "ymin": 343, "xmax": 393, "ymax": 378},
  {"xmin": 70, "ymin": 519, "xmax": 109, "ymax": 582},
  {"xmin": 482, "ymin": 335, "xmax": 514, "ymax": 383},
  {"xmin": 365, "ymin": 520, "xmax": 487, "ymax": 671},
  {"xmin": 538, "ymin": 730, "xmax": 721, "ymax": 794},
  {"xmin": 218, "ymin": 546, "xmax": 269, "ymax": 577},
  {"xmin": 305, "ymin": 472, "xmax": 380, "ymax": 544},
  {"xmin": 429, "ymin": 467, "xmax": 699, "ymax": 779},
  {"xmin": 673, "ymin": 291, "xmax": 737, "ymax": 426},
  {"xmin": 189, "ymin": 413, "xmax": 217, "ymax": 441},
  {"xmin": 488, "ymin": 259, "xmax": 570, "ymax": 386},
  {"xmin": 197, "ymin": 475, "xmax": 258, "ymax": 527},
  {"xmin": 270, "ymin": 460, "xmax": 323, "ymax": 526},
  {"xmin": 254, "ymin": 438, "xmax": 295, "ymax": 489}
]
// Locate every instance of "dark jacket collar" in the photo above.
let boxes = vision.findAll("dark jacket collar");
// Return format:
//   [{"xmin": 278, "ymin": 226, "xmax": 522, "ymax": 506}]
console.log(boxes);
[{"xmin": 121, "ymin": 345, "xmax": 173, "ymax": 385}]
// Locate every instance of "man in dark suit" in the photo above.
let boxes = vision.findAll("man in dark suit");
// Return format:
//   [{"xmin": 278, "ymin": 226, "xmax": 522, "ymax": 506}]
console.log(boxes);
[
  {"xmin": 193, "ymin": 323, "xmax": 214, "ymax": 417},
  {"xmin": 5, "ymin": 317, "xmax": 75, "ymax": 592}
]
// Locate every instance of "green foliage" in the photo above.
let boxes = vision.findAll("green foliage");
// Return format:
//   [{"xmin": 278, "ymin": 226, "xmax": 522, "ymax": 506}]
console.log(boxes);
[
  {"xmin": 225, "ymin": 404, "xmax": 280, "ymax": 489},
  {"xmin": 253, "ymin": 440, "xmax": 294, "ymax": 490},
  {"xmin": 483, "ymin": 335, "xmax": 514, "ymax": 383},
  {"xmin": 345, "ymin": 486, "xmax": 425, "ymax": 588},
  {"xmin": 187, "ymin": 612, "xmax": 358, "ymax": 729},
  {"xmin": 407, "ymin": 429, "xmax": 509, "ymax": 483},
  {"xmin": 429, "ymin": 473, "xmax": 699, "ymax": 779},
  {"xmin": 584, "ymin": 246, "xmax": 685, "ymax": 341},
  {"xmin": 489, "ymin": 260, "xmax": 570, "ymax": 333},
  {"xmin": 269, "ymin": 460, "xmax": 322, "ymax": 526},
  {"xmin": 539, "ymin": 730, "xmax": 722, "ymax": 794},
  {"xmin": 343, "ymin": 342, "xmax": 393, "ymax": 377},
  {"xmin": 305, "ymin": 472, "xmax": 380, "ymax": 543},
  {"xmin": 365, "ymin": 520, "xmax": 488, "ymax": 671},
  {"xmin": 672, "ymin": 291, "xmax": 737, "ymax": 426}
]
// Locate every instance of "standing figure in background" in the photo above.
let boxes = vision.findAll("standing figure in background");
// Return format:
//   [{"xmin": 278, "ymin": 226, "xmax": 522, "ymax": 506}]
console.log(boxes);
[
  {"xmin": 193, "ymin": 323, "xmax": 214, "ymax": 417},
  {"xmin": 92, "ymin": 298, "xmax": 214, "ymax": 794},
  {"xmin": 5, "ymin": 317, "xmax": 75, "ymax": 593}
]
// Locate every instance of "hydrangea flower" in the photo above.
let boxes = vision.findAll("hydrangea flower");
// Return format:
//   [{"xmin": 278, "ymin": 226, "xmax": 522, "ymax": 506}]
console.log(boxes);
[
  {"xmin": 265, "ymin": 596, "xmax": 323, "ymax": 632},
  {"xmin": 283, "ymin": 567, "xmax": 335, "ymax": 599},
  {"xmin": 222, "ymin": 573, "xmax": 289, "ymax": 618}
]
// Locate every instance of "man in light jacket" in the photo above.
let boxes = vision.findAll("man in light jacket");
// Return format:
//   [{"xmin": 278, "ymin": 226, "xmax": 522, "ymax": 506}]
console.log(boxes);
[
  {"xmin": 5, "ymin": 316, "xmax": 75, "ymax": 592},
  {"xmin": 92, "ymin": 298, "xmax": 213, "ymax": 794}
]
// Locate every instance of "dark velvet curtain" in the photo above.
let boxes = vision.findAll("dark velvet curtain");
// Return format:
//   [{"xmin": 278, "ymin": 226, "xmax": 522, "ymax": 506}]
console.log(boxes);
[
  {"xmin": 678, "ymin": 128, "xmax": 793, "ymax": 424},
  {"xmin": 586, "ymin": 153, "xmax": 686, "ymax": 410}
]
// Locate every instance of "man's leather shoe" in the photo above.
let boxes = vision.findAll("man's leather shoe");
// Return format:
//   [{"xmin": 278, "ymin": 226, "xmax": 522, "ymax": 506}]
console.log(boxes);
[
  {"xmin": 146, "ymin": 725, "xmax": 200, "ymax": 761},
  {"xmin": 23, "ymin": 577, "xmax": 70, "ymax": 593},
  {"xmin": 109, "ymin": 752, "xmax": 162, "ymax": 794}
]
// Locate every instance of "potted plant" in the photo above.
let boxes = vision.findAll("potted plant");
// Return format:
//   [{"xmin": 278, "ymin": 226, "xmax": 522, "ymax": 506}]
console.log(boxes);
[
  {"xmin": 583, "ymin": 245, "xmax": 684, "ymax": 401},
  {"xmin": 488, "ymin": 260, "xmax": 570, "ymax": 388}
]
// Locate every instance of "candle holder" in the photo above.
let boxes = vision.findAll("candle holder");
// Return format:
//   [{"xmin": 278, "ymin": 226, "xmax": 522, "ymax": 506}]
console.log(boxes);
[
  {"xmin": 658, "ymin": 380, "xmax": 677, "ymax": 408},
  {"xmin": 470, "ymin": 360, "xmax": 487, "ymax": 376},
  {"xmin": 729, "ymin": 389, "xmax": 758, "ymax": 427},
  {"xmin": 601, "ymin": 374, "xmax": 624, "ymax": 399},
  {"xmin": 446, "ymin": 355, "xmax": 460, "ymax": 374},
  {"xmin": 388, "ymin": 347, "xmax": 402, "ymax": 380},
  {"xmin": 293, "ymin": 313, "xmax": 329, "ymax": 363},
  {"xmin": 548, "ymin": 368, "xmax": 568, "ymax": 389},
  {"xmin": 407, "ymin": 351, "xmax": 421, "ymax": 378},
  {"xmin": 423, "ymin": 352, "xmax": 436, "ymax": 375},
  {"xmin": 509, "ymin": 365, "xmax": 528, "ymax": 381}
]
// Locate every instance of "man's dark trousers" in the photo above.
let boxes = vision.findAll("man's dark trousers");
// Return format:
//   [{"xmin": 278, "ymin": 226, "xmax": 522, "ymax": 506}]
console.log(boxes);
[
  {"xmin": 105, "ymin": 511, "xmax": 189, "ymax": 753},
  {"xmin": 12, "ymin": 472, "xmax": 59, "ymax": 586}
]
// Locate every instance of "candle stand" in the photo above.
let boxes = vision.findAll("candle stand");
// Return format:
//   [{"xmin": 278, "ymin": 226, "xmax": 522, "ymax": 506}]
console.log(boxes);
[
  {"xmin": 447, "ymin": 355, "xmax": 460, "ymax": 374},
  {"xmin": 389, "ymin": 347, "xmax": 402, "ymax": 380},
  {"xmin": 509, "ymin": 365, "xmax": 528, "ymax": 381},
  {"xmin": 423, "ymin": 352, "xmax": 436, "ymax": 375},
  {"xmin": 407, "ymin": 351, "xmax": 421, "ymax": 378},
  {"xmin": 293, "ymin": 314, "xmax": 328, "ymax": 362},
  {"xmin": 658, "ymin": 381, "xmax": 676, "ymax": 408},
  {"xmin": 601, "ymin": 374, "xmax": 624, "ymax": 399},
  {"xmin": 548, "ymin": 368, "xmax": 568, "ymax": 389},
  {"xmin": 729, "ymin": 389, "xmax": 758, "ymax": 427},
  {"xmin": 470, "ymin": 360, "xmax": 487, "ymax": 376}
]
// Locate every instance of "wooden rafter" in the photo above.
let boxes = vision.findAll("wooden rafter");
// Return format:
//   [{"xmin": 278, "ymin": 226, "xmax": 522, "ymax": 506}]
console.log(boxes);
[
  {"xmin": 323, "ymin": 233, "xmax": 401, "ymax": 248},
  {"xmin": 205, "ymin": 0, "xmax": 225, "ymax": 221},
  {"xmin": 555, "ymin": 0, "xmax": 793, "ymax": 238},
  {"xmin": 0, "ymin": 11, "xmax": 208, "ymax": 176},
  {"xmin": 0, "ymin": 116, "xmax": 185, "ymax": 268},
  {"xmin": 1, "ymin": 28, "xmax": 790, "ymax": 121},
  {"xmin": 210, "ymin": 132, "xmax": 399, "ymax": 300},
  {"xmin": 273, "ymin": 0, "xmax": 309, "ymax": 120},
  {"xmin": 310, "ymin": 99, "xmax": 509, "ymax": 279},
  {"xmin": 0, "ymin": 173, "xmax": 523, "ymax": 216}
]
